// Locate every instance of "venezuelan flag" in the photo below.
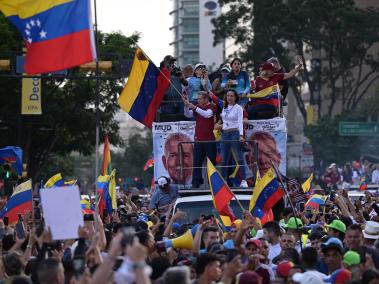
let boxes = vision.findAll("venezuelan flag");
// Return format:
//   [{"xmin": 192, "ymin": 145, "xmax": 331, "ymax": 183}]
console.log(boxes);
[
  {"xmin": 207, "ymin": 158, "xmax": 236, "ymax": 226},
  {"xmin": 209, "ymin": 91, "xmax": 223, "ymax": 109},
  {"xmin": 305, "ymin": 194, "xmax": 327, "ymax": 210},
  {"xmin": 143, "ymin": 155, "xmax": 154, "ymax": 171},
  {"xmin": 97, "ymin": 175, "xmax": 113, "ymax": 215},
  {"xmin": 0, "ymin": 146, "xmax": 23, "ymax": 176},
  {"xmin": 247, "ymin": 84, "xmax": 281, "ymax": 108},
  {"xmin": 0, "ymin": 0, "xmax": 96, "ymax": 74},
  {"xmin": 249, "ymin": 168, "xmax": 283, "ymax": 219},
  {"xmin": 44, "ymin": 173, "xmax": 64, "ymax": 188},
  {"xmin": 118, "ymin": 48, "xmax": 171, "ymax": 128},
  {"xmin": 80, "ymin": 198, "xmax": 94, "ymax": 214},
  {"xmin": 359, "ymin": 176, "xmax": 368, "ymax": 191},
  {"xmin": 108, "ymin": 169, "xmax": 117, "ymax": 211},
  {"xmin": 0, "ymin": 179, "xmax": 32, "ymax": 225},
  {"xmin": 302, "ymin": 173, "xmax": 313, "ymax": 193},
  {"xmin": 102, "ymin": 135, "xmax": 111, "ymax": 176}
]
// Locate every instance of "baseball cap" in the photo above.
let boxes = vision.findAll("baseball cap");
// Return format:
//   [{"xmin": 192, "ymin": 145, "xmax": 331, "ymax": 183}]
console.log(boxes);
[
  {"xmin": 343, "ymin": 250, "xmax": 360, "ymax": 266},
  {"xmin": 292, "ymin": 271, "xmax": 324, "ymax": 284},
  {"xmin": 157, "ymin": 176, "xmax": 169, "ymax": 187},
  {"xmin": 194, "ymin": 63, "xmax": 206, "ymax": 71},
  {"xmin": 276, "ymin": 261, "xmax": 294, "ymax": 278},
  {"xmin": 221, "ymin": 65, "xmax": 231, "ymax": 72},
  {"xmin": 323, "ymin": 269, "xmax": 352, "ymax": 284},
  {"xmin": 321, "ymin": 237, "xmax": 344, "ymax": 254},
  {"xmin": 245, "ymin": 239, "xmax": 262, "ymax": 249},
  {"xmin": 261, "ymin": 62, "xmax": 275, "ymax": 72},
  {"xmin": 238, "ymin": 271, "xmax": 262, "ymax": 284},
  {"xmin": 163, "ymin": 55, "xmax": 176, "ymax": 63},
  {"xmin": 326, "ymin": 219, "xmax": 346, "ymax": 233},
  {"xmin": 286, "ymin": 217, "xmax": 303, "ymax": 230}
]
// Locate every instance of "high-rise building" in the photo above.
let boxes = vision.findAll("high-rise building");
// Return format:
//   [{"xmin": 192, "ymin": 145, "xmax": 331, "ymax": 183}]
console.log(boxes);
[{"xmin": 170, "ymin": 0, "xmax": 224, "ymax": 70}]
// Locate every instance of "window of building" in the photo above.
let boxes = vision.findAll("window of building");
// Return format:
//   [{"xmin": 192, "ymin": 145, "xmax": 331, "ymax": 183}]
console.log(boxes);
[
  {"xmin": 182, "ymin": 35, "xmax": 199, "ymax": 49},
  {"xmin": 182, "ymin": 52, "xmax": 199, "ymax": 65},
  {"xmin": 183, "ymin": 5, "xmax": 198, "ymax": 17},
  {"xmin": 182, "ymin": 18, "xmax": 199, "ymax": 33}
]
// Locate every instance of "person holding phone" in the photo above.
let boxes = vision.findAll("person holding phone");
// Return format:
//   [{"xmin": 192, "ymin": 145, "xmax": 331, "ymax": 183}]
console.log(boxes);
[{"xmin": 186, "ymin": 63, "xmax": 211, "ymax": 103}]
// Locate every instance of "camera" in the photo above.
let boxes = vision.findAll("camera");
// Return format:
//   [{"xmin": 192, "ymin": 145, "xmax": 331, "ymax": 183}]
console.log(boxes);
[{"xmin": 171, "ymin": 66, "xmax": 182, "ymax": 77}]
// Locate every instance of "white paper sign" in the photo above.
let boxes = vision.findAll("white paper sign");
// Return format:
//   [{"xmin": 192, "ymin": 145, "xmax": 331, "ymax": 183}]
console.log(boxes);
[{"xmin": 40, "ymin": 186, "xmax": 83, "ymax": 240}]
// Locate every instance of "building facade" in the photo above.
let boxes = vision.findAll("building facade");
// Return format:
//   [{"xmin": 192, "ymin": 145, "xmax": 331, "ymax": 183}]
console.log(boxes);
[{"xmin": 170, "ymin": 0, "xmax": 224, "ymax": 70}]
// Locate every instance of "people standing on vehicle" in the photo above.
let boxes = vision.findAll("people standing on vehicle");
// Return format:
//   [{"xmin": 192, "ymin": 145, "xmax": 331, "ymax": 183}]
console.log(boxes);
[
  {"xmin": 216, "ymin": 89, "xmax": 248, "ymax": 188},
  {"xmin": 221, "ymin": 58, "xmax": 250, "ymax": 106},
  {"xmin": 183, "ymin": 91, "xmax": 217, "ymax": 188}
]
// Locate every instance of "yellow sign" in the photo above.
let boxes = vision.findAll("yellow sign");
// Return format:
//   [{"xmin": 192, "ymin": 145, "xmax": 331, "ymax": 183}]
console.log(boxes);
[{"xmin": 22, "ymin": 76, "xmax": 42, "ymax": 115}]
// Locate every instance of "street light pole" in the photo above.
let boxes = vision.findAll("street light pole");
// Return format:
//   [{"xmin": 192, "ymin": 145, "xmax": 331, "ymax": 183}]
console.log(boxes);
[{"xmin": 93, "ymin": 0, "xmax": 100, "ymax": 184}]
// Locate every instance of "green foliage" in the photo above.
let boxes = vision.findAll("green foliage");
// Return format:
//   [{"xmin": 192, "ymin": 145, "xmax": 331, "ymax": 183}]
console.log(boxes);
[
  {"xmin": 305, "ymin": 90, "xmax": 379, "ymax": 166},
  {"xmin": 0, "ymin": 15, "xmax": 139, "ymax": 181},
  {"xmin": 112, "ymin": 128, "xmax": 153, "ymax": 185},
  {"xmin": 213, "ymin": 0, "xmax": 379, "ymax": 119}
]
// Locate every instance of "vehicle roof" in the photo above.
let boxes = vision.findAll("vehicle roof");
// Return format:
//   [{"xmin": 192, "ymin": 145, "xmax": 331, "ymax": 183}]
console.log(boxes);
[{"xmin": 174, "ymin": 194, "xmax": 251, "ymax": 204}]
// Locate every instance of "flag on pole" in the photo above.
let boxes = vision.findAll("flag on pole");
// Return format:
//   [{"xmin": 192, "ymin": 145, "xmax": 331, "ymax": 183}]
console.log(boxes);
[
  {"xmin": 359, "ymin": 176, "xmax": 368, "ymax": 191},
  {"xmin": 207, "ymin": 158, "xmax": 236, "ymax": 227},
  {"xmin": 118, "ymin": 48, "xmax": 171, "ymax": 128},
  {"xmin": 0, "ymin": 146, "xmax": 23, "ymax": 176},
  {"xmin": 302, "ymin": 173, "xmax": 313, "ymax": 193},
  {"xmin": 249, "ymin": 168, "xmax": 284, "ymax": 219},
  {"xmin": 143, "ymin": 155, "xmax": 154, "ymax": 171},
  {"xmin": 108, "ymin": 169, "xmax": 117, "ymax": 210},
  {"xmin": 0, "ymin": 0, "xmax": 96, "ymax": 74},
  {"xmin": 102, "ymin": 135, "xmax": 112, "ymax": 176},
  {"xmin": 0, "ymin": 179, "xmax": 32, "ymax": 224},
  {"xmin": 305, "ymin": 194, "xmax": 327, "ymax": 210},
  {"xmin": 44, "ymin": 173, "xmax": 64, "ymax": 188}
]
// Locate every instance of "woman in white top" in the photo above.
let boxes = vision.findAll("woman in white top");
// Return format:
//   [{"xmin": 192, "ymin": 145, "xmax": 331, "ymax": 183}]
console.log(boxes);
[{"xmin": 218, "ymin": 89, "xmax": 247, "ymax": 187}]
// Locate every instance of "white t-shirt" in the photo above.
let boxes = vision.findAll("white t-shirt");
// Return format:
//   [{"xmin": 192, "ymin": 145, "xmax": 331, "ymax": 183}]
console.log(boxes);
[{"xmin": 268, "ymin": 242, "xmax": 281, "ymax": 263}]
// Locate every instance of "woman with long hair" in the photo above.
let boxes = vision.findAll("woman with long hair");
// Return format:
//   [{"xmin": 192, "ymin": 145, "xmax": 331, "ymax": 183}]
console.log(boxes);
[
  {"xmin": 216, "ymin": 89, "xmax": 248, "ymax": 187},
  {"xmin": 221, "ymin": 58, "xmax": 250, "ymax": 106}
]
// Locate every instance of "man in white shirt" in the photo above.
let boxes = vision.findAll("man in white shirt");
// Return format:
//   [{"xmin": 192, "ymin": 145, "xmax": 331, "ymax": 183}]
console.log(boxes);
[{"xmin": 262, "ymin": 221, "xmax": 282, "ymax": 264}]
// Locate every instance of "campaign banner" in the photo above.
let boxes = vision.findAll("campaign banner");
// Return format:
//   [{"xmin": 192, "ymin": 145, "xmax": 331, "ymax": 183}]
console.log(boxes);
[
  {"xmin": 245, "ymin": 117, "xmax": 287, "ymax": 177},
  {"xmin": 152, "ymin": 121, "xmax": 196, "ymax": 187},
  {"xmin": 22, "ymin": 76, "xmax": 42, "ymax": 115}
]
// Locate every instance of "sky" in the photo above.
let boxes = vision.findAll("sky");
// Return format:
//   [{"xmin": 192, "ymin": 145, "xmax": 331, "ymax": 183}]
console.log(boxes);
[{"xmin": 96, "ymin": 0, "xmax": 173, "ymax": 65}]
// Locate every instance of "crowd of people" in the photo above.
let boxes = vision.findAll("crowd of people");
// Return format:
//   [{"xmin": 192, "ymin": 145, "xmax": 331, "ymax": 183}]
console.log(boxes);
[
  {"xmin": 320, "ymin": 159, "xmax": 379, "ymax": 189},
  {"xmin": 1, "ymin": 180, "xmax": 379, "ymax": 284}
]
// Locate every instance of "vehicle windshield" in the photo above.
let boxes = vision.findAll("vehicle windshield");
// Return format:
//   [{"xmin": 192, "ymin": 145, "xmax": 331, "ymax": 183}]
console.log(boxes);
[{"xmin": 174, "ymin": 199, "xmax": 250, "ymax": 224}]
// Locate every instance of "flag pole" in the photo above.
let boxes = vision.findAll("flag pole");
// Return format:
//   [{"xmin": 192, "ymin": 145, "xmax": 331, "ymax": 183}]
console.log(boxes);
[
  {"xmin": 93, "ymin": 0, "xmax": 100, "ymax": 186},
  {"xmin": 270, "ymin": 160, "xmax": 303, "ymax": 252}
]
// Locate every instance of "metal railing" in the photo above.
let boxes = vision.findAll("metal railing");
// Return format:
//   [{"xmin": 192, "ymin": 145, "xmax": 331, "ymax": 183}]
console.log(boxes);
[{"xmin": 175, "ymin": 139, "xmax": 259, "ymax": 189}]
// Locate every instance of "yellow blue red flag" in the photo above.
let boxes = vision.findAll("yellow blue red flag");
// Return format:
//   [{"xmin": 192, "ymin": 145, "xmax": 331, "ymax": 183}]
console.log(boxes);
[
  {"xmin": 249, "ymin": 168, "xmax": 283, "ymax": 219},
  {"xmin": 207, "ymin": 158, "xmax": 236, "ymax": 226},
  {"xmin": 0, "ymin": 0, "xmax": 96, "ymax": 74},
  {"xmin": 118, "ymin": 48, "xmax": 171, "ymax": 128}
]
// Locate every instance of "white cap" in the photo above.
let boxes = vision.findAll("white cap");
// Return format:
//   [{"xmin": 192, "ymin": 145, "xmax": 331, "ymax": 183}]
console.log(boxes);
[
  {"xmin": 363, "ymin": 221, "xmax": 379, "ymax": 239},
  {"xmin": 292, "ymin": 271, "xmax": 324, "ymax": 284},
  {"xmin": 157, "ymin": 177, "xmax": 169, "ymax": 187},
  {"xmin": 194, "ymin": 63, "xmax": 206, "ymax": 71}
]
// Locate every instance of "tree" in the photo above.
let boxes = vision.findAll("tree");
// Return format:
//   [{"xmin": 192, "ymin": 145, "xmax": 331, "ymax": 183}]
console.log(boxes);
[
  {"xmin": 112, "ymin": 127, "xmax": 153, "ymax": 185},
  {"xmin": 305, "ymin": 91, "xmax": 379, "ymax": 168},
  {"xmin": 0, "ymin": 13, "xmax": 139, "ymax": 181},
  {"xmin": 213, "ymin": 0, "xmax": 379, "ymax": 120}
]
